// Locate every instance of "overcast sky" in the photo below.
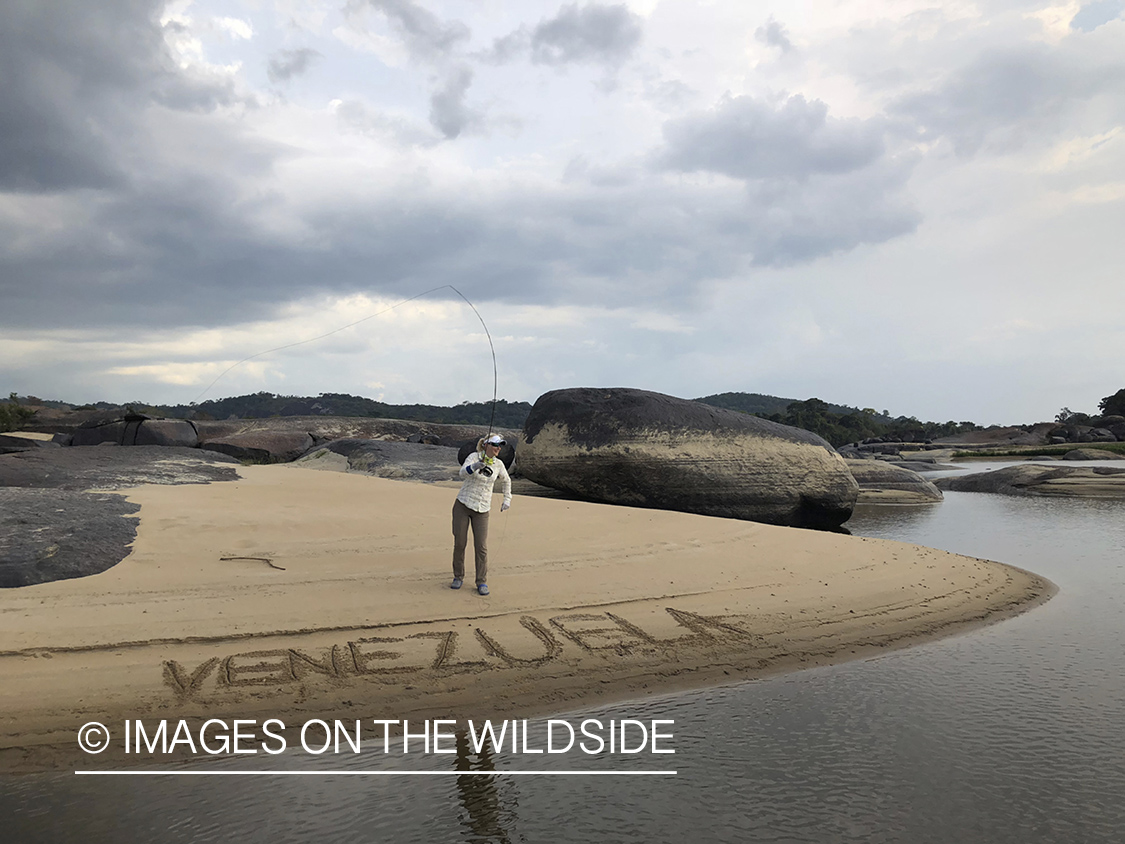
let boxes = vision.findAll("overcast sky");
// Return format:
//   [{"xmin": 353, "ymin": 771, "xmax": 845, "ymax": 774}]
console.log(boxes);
[{"xmin": 2, "ymin": 0, "xmax": 1123, "ymax": 424}]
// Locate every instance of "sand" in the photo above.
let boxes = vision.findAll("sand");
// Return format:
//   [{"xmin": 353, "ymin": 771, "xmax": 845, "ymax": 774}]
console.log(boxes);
[{"xmin": 0, "ymin": 464, "xmax": 1054, "ymax": 771}]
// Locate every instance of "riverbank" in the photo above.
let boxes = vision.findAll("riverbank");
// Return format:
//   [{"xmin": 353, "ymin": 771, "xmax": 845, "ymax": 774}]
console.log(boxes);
[{"xmin": 0, "ymin": 464, "xmax": 1054, "ymax": 771}]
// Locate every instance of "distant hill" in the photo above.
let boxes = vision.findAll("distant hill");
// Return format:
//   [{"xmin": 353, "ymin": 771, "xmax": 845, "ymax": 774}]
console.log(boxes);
[
  {"xmin": 694, "ymin": 392, "xmax": 893, "ymax": 423},
  {"xmin": 10, "ymin": 390, "xmax": 970, "ymax": 447},
  {"xmin": 152, "ymin": 392, "xmax": 533, "ymax": 429},
  {"xmin": 157, "ymin": 390, "xmax": 889, "ymax": 429}
]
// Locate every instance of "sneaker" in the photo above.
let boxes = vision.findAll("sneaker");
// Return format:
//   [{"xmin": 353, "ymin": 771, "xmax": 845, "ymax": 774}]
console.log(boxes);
[
  {"xmin": 477, "ymin": 583, "xmax": 490, "ymax": 596},
  {"xmin": 450, "ymin": 578, "xmax": 462, "ymax": 590}
]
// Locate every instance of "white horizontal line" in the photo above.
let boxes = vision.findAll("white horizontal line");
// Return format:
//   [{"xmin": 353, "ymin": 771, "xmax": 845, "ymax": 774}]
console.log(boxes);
[{"xmin": 76, "ymin": 770, "xmax": 676, "ymax": 776}]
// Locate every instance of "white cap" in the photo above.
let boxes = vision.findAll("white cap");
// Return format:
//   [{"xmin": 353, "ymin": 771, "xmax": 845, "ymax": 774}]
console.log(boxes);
[{"xmin": 485, "ymin": 434, "xmax": 505, "ymax": 445}]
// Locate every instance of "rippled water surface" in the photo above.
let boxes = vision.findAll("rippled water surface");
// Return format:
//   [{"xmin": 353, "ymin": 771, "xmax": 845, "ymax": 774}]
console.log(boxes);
[{"xmin": 7, "ymin": 486, "xmax": 1125, "ymax": 843}]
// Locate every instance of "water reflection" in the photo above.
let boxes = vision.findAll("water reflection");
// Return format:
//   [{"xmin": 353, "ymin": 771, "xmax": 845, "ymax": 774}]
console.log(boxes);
[{"xmin": 454, "ymin": 730, "xmax": 519, "ymax": 844}]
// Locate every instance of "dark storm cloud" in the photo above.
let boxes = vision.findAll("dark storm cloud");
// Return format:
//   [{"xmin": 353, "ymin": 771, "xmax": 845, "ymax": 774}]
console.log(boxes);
[
  {"xmin": 0, "ymin": 0, "xmax": 919, "ymax": 335},
  {"xmin": 755, "ymin": 17, "xmax": 793, "ymax": 52},
  {"xmin": 0, "ymin": 0, "xmax": 237, "ymax": 193},
  {"xmin": 657, "ymin": 94, "xmax": 885, "ymax": 181},
  {"xmin": 530, "ymin": 3, "xmax": 643, "ymax": 65},
  {"xmin": 429, "ymin": 65, "xmax": 480, "ymax": 138},
  {"xmin": 267, "ymin": 48, "xmax": 323, "ymax": 83},
  {"xmin": 347, "ymin": 0, "xmax": 471, "ymax": 63},
  {"xmin": 888, "ymin": 44, "xmax": 1125, "ymax": 154},
  {"xmin": 648, "ymin": 92, "xmax": 918, "ymax": 265}
]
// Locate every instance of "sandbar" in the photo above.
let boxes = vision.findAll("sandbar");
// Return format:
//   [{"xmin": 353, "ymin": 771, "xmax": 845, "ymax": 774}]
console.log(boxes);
[{"xmin": 0, "ymin": 464, "xmax": 1054, "ymax": 770}]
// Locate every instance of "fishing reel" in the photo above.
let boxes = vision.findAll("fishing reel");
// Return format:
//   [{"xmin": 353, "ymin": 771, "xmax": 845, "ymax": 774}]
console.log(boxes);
[{"xmin": 479, "ymin": 465, "xmax": 494, "ymax": 477}]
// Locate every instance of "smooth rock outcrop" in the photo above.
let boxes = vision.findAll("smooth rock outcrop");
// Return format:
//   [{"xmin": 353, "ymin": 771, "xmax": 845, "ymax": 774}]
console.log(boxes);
[
  {"xmin": 70, "ymin": 416, "xmax": 198, "ymax": 448},
  {"xmin": 846, "ymin": 459, "xmax": 943, "ymax": 504},
  {"xmin": 0, "ymin": 488, "xmax": 139, "ymax": 587},
  {"xmin": 935, "ymin": 465, "xmax": 1125, "ymax": 497},
  {"xmin": 301, "ymin": 439, "xmax": 463, "ymax": 482},
  {"xmin": 201, "ymin": 431, "xmax": 315, "ymax": 463},
  {"xmin": 1062, "ymin": 448, "xmax": 1125, "ymax": 460},
  {"xmin": 518, "ymin": 388, "xmax": 858, "ymax": 529},
  {"xmin": 0, "ymin": 446, "xmax": 240, "ymax": 491},
  {"xmin": 0, "ymin": 434, "xmax": 60, "ymax": 455}
]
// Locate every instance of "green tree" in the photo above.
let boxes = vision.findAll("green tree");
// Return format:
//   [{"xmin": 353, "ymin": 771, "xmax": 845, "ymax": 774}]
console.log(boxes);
[
  {"xmin": 0, "ymin": 394, "xmax": 36, "ymax": 433},
  {"xmin": 1099, "ymin": 389, "xmax": 1125, "ymax": 417}
]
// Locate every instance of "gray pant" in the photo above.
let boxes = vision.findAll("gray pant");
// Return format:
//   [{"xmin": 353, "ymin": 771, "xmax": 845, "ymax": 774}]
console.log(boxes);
[{"xmin": 452, "ymin": 499, "xmax": 489, "ymax": 585}]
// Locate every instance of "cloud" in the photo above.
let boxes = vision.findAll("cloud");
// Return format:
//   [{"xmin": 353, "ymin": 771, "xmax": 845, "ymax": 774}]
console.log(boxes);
[
  {"xmin": 429, "ymin": 65, "xmax": 481, "ymax": 138},
  {"xmin": 656, "ymin": 94, "xmax": 886, "ymax": 181},
  {"xmin": 479, "ymin": 3, "xmax": 643, "ymax": 67},
  {"xmin": 334, "ymin": 99, "xmax": 438, "ymax": 146},
  {"xmin": 267, "ymin": 48, "xmax": 323, "ymax": 83},
  {"xmin": 0, "ymin": 0, "xmax": 237, "ymax": 194},
  {"xmin": 889, "ymin": 43, "xmax": 1125, "ymax": 154},
  {"xmin": 754, "ymin": 16, "xmax": 792, "ymax": 53},
  {"xmin": 528, "ymin": 2, "xmax": 643, "ymax": 66},
  {"xmin": 530, "ymin": 3, "xmax": 643, "ymax": 65},
  {"xmin": 346, "ymin": 0, "xmax": 471, "ymax": 64}
]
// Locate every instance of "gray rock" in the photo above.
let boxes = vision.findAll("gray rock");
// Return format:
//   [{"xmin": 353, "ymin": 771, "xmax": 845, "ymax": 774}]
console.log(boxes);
[
  {"xmin": 1087, "ymin": 428, "xmax": 1117, "ymax": 442},
  {"xmin": 201, "ymin": 431, "xmax": 315, "ymax": 462},
  {"xmin": 308, "ymin": 438, "xmax": 463, "ymax": 482},
  {"xmin": 935, "ymin": 464, "xmax": 1125, "ymax": 497},
  {"xmin": 1062, "ymin": 448, "xmax": 1125, "ymax": 460},
  {"xmin": 0, "ymin": 488, "xmax": 139, "ymax": 587},
  {"xmin": 896, "ymin": 460, "xmax": 959, "ymax": 472},
  {"xmin": 517, "ymin": 387, "xmax": 858, "ymax": 529},
  {"xmin": 193, "ymin": 416, "xmax": 519, "ymax": 449},
  {"xmin": 70, "ymin": 420, "xmax": 128, "ymax": 446},
  {"xmin": 846, "ymin": 460, "xmax": 943, "ymax": 504},
  {"xmin": 0, "ymin": 446, "xmax": 239, "ymax": 491},
  {"xmin": 69, "ymin": 416, "xmax": 198, "ymax": 447},
  {"xmin": 0, "ymin": 434, "xmax": 60, "ymax": 455},
  {"xmin": 935, "ymin": 424, "xmax": 1058, "ymax": 447},
  {"xmin": 133, "ymin": 419, "xmax": 199, "ymax": 447}
]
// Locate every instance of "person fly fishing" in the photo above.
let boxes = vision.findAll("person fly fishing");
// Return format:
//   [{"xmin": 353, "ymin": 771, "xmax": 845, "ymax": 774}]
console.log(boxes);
[{"xmin": 450, "ymin": 434, "xmax": 511, "ymax": 596}]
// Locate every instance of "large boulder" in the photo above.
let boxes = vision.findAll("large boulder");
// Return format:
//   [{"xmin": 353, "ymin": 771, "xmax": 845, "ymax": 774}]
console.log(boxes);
[
  {"xmin": 70, "ymin": 419, "xmax": 129, "ymax": 446},
  {"xmin": 1062, "ymin": 448, "xmax": 1125, "ymax": 460},
  {"xmin": 303, "ymin": 439, "xmax": 463, "ymax": 481},
  {"xmin": 200, "ymin": 431, "xmax": 315, "ymax": 463},
  {"xmin": 517, "ymin": 387, "xmax": 858, "ymax": 529},
  {"xmin": 935, "ymin": 464, "xmax": 1125, "ymax": 497},
  {"xmin": 133, "ymin": 419, "xmax": 198, "ymax": 447},
  {"xmin": 845, "ymin": 459, "xmax": 943, "ymax": 504},
  {"xmin": 69, "ymin": 415, "xmax": 198, "ymax": 447},
  {"xmin": 1085, "ymin": 428, "xmax": 1118, "ymax": 443}
]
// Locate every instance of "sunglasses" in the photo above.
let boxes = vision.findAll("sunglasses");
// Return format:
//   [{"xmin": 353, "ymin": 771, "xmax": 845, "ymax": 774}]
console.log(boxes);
[{"xmin": 486, "ymin": 441, "xmax": 505, "ymax": 447}]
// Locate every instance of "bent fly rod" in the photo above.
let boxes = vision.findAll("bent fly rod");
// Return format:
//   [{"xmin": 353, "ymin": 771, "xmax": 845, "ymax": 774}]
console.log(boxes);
[{"xmin": 189, "ymin": 284, "xmax": 500, "ymax": 437}]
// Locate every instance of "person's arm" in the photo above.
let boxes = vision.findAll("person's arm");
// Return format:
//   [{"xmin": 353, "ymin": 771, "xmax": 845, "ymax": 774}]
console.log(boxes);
[{"xmin": 460, "ymin": 453, "xmax": 483, "ymax": 478}]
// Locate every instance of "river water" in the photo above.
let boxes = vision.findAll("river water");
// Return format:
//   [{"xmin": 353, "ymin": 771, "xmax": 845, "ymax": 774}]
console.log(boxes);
[{"xmin": 7, "ymin": 463, "xmax": 1125, "ymax": 843}]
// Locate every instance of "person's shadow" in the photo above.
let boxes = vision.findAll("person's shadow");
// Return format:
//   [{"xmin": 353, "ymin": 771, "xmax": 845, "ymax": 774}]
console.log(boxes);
[{"xmin": 454, "ymin": 729, "xmax": 519, "ymax": 843}]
